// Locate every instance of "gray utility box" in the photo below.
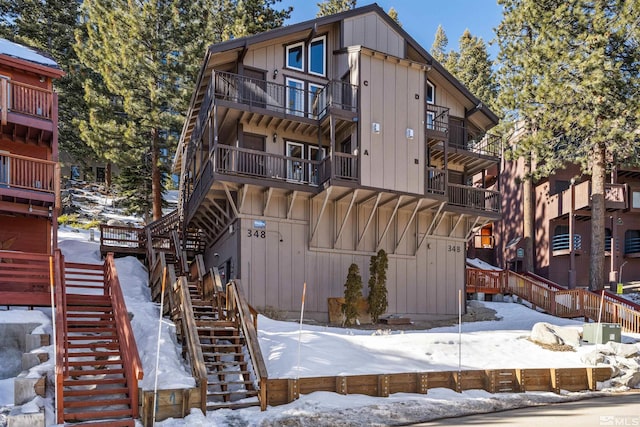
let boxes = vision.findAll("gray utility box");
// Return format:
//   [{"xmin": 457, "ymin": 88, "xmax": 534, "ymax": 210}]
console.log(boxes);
[{"xmin": 582, "ymin": 323, "xmax": 621, "ymax": 344}]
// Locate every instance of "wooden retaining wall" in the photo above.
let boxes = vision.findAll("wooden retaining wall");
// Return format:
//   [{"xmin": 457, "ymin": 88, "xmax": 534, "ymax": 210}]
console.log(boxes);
[{"xmin": 136, "ymin": 367, "xmax": 612, "ymax": 425}]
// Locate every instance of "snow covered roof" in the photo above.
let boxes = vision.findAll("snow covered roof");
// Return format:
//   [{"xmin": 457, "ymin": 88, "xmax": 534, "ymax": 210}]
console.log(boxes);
[
  {"xmin": 0, "ymin": 38, "xmax": 60, "ymax": 69},
  {"xmin": 466, "ymin": 257, "xmax": 502, "ymax": 271}
]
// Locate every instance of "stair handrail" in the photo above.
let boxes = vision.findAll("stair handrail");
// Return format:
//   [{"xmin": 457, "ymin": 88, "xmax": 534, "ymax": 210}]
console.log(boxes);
[
  {"xmin": 171, "ymin": 269, "xmax": 208, "ymax": 412},
  {"xmin": 171, "ymin": 229, "xmax": 188, "ymax": 275},
  {"xmin": 104, "ymin": 253, "xmax": 143, "ymax": 418},
  {"xmin": 226, "ymin": 279, "xmax": 268, "ymax": 410},
  {"xmin": 53, "ymin": 249, "xmax": 66, "ymax": 425}
]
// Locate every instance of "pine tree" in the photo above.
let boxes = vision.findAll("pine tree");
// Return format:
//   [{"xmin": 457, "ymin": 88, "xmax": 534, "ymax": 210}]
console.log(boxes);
[
  {"xmin": 455, "ymin": 29, "xmax": 498, "ymax": 111},
  {"xmin": 496, "ymin": 0, "xmax": 640, "ymax": 290},
  {"xmin": 387, "ymin": 7, "xmax": 401, "ymax": 26},
  {"xmin": 430, "ymin": 25, "xmax": 448, "ymax": 64},
  {"xmin": 342, "ymin": 263, "xmax": 363, "ymax": 326},
  {"xmin": 232, "ymin": 0, "xmax": 292, "ymax": 37},
  {"xmin": 367, "ymin": 249, "xmax": 388, "ymax": 323},
  {"xmin": 316, "ymin": 0, "xmax": 356, "ymax": 17}
]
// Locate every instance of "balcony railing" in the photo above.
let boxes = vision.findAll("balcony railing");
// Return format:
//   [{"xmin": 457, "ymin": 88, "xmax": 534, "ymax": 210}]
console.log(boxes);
[
  {"xmin": 551, "ymin": 234, "xmax": 582, "ymax": 253},
  {"xmin": 0, "ymin": 151, "xmax": 56, "ymax": 194},
  {"xmin": 448, "ymin": 124, "xmax": 501, "ymax": 157},
  {"xmin": 425, "ymin": 104, "xmax": 449, "ymax": 135},
  {"xmin": 214, "ymin": 145, "xmax": 359, "ymax": 187},
  {"xmin": 447, "ymin": 183, "xmax": 500, "ymax": 213},
  {"xmin": 213, "ymin": 71, "xmax": 358, "ymax": 120},
  {"xmin": 425, "ymin": 167, "xmax": 446, "ymax": 196},
  {"xmin": 0, "ymin": 79, "xmax": 53, "ymax": 123}
]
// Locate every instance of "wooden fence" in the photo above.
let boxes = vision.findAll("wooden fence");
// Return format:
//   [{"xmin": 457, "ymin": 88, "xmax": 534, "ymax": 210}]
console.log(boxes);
[
  {"xmin": 467, "ymin": 268, "xmax": 640, "ymax": 333},
  {"xmin": 0, "ymin": 249, "xmax": 53, "ymax": 306}
]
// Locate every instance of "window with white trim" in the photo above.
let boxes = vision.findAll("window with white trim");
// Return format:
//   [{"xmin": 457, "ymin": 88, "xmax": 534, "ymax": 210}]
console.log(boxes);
[
  {"xmin": 285, "ymin": 77, "xmax": 305, "ymax": 116},
  {"xmin": 426, "ymin": 80, "xmax": 435, "ymax": 104},
  {"xmin": 308, "ymin": 83, "xmax": 324, "ymax": 119},
  {"xmin": 308, "ymin": 36, "xmax": 326, "ymax": 76},
  {"xmin": 286, "ymin": 42, "xmax": 304, "ymax": 71}
]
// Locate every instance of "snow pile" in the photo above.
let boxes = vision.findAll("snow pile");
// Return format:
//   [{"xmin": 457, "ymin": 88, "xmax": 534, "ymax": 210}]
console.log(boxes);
[
  {"xmin": 582, "ymin": 342, "xmax": 640, "ymax": 389},
  {"xmin": 466, "ymin": 257, "xmax": 501, "ymax": 271}
]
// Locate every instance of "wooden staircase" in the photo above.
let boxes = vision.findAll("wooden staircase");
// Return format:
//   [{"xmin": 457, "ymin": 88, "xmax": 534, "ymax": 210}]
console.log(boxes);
[
  {"xmin": 55, "ymin": 252, "xmax": 142, "ymax": 426},
  {"xmin": 149, "ymin": 251, "xmax": 268, "ymax": 412},
  {"xmin": 187, "ymin": 271, "xmax": 260, "ymax": 410}
]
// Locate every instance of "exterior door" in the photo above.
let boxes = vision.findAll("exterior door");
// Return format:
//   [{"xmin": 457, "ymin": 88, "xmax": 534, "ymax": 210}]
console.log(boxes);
[
  {"xmin": 286, "ymin": 141, "xmax": 304, "ymax": 182},
  {"xmin": 286, "ymin": 78, "xmax": 304, "ymax": 116},
  {"xmin": 0, "ymin": 150, "xmax": 9, "ymax": 186},
  {"xmin": 308, "ymin": 145, "xmax": 325, "ymax": 185},
  {"xmin": 242, "ymin": 68, "xmax": 266, "ymax": 108},
  {"xmin": 240, "ymin": 133, "xmax": 266, "ymax": 176}
]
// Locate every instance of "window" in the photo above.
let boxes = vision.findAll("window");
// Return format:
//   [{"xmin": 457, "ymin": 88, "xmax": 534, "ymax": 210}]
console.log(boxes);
[
  {"xmin": 426, "ymin": 111, "xmax": 435, "ymax": 130},
  {"xmin": 286, "ymin": 42, "xmax": 304, "ymax": 71},
  {"xmin": 308, "ymin": 145, "xmax": 325, "ymax": 185},
  {"xmin": 308, "ymin": 36, "xmax": 326, "ymax": 76},
  {"xmin": 632, "ymin": 190, "xmax": 640, "ymax": 209},
  {"xmin": 426, "ymin": 80, "xmax": 435, "ymax": 104},
  {"xmin": 552, "ymin": 180, "xmax": 570, "ymax": 195},
  {"xmin": 286, "ymin": 141, "xmax": 304, "ymax": 181},
  {"xmin": 308, "ymin": 83, "xmax": 324, "ymax": 118},
  {"xmin": 285, "ymin": 78, "xmax": 304, "ymax": 116}
]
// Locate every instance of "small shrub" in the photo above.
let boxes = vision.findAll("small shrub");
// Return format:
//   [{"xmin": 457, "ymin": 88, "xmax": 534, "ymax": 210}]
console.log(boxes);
[
  {"xmin": 367, "ymin": 249, "xmax": 388, "ymax": 323},
  {"xmin": 342, "ymin": 263, "xmax": 363, "ymax": 326}
]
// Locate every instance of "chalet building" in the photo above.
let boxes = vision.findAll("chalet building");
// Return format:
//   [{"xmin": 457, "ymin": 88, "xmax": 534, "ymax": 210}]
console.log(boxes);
[
  {"xmin": 0, "ymin": 38, "xmax": 63, "ymax": 254},
  {"xmin": 175, "ymin": 4, "xmax": 501, "ymax": 320},
  {"xmin": 492, "ymin": 128, "xmax": 640, "ymax": 288}
]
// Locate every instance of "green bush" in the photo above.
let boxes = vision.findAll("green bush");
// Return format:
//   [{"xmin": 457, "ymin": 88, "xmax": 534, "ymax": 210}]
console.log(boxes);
[
  {"xmin": 367, "ymin": 249, "xmax": 388, "ymax": 323},
  {"xmin": 342, "ymin": 263, "xmax": 363, "ymax": 326}
]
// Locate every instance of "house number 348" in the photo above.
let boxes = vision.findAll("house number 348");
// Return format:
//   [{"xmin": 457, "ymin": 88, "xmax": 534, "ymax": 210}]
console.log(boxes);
[
  {"xmin": 448, "ymin": 245, "xmax": 461, "ymax": 252},
  {"xmin": 247, "ymin": 229, "xmax": 266, "ymax": 239}
]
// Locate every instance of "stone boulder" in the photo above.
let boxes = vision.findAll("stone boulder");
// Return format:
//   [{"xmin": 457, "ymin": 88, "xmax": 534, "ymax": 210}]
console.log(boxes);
[
  {"xmin": 530, "ymin": 322, "xmax": 581, "ymax": 348},
  {"xmin": 601, "ymin": 342, "xmax": 640, "ymax": 358}
]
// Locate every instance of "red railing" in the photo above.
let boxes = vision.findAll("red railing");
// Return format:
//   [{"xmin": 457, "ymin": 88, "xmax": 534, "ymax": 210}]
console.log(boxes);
[
  {"xmin": 53, "ymin": 250, "xmax": 67, "ymax": 424},
  {"xmin": 466, "ymin": 268, "xmax": 640, "ymax": 333},
  {"xmin": 104, "ymin": 253, "xmax": 143, "ymax": 418},
  {"xmin": 0, "ymin": 151, "xmax": 57, "ymax": 193},
  {"xmin": 8, "ymin": 80, "xmax": 53, "ymax": 120}
]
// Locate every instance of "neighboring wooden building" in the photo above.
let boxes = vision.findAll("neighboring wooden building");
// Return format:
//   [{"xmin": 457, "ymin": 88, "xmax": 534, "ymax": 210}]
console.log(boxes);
[
  {"xmin": 0, "ymin": 39, "xmax": 64, "ymax": 254},
  {"xmin": 174, "ymin": 5, "xmax": 501, "ymax": 320},
  {"xmin": 493, "ymin": 142, "xmax": 640, "ymax": 288}
]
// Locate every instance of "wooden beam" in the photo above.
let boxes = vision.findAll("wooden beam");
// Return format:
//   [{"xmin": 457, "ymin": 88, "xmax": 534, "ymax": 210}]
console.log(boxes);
[
  {"xmin": 287, "ymin": 191, "xmax": 298, "ymax": 220},
  {"xmin": 239, "ymin": 184, "xmax": 249, "ymax": 214},
  {"xmin": 310, "ymin": 187, "xmax": 332, "ymax": 243},
  {"xmin": 357, "ymin": 193, "xmax": 382, "ymax": 249},
  {"xmin": 263, "ymin": 188, "xmax": 274, "ymax": 216},
  {"xmin": 210, "ymin": 199, "xmax": 232, "ymax": 221},
  {"xmin": 334, "ymin": 189, "xmax": 359, "ymax": 247},
  {"xmin": 449, "ymin": 214, "xmax": 466, "ymax": 238},
  {"xmin": 417, "ymin": 202, "xmax": 445, "ymax": 252},
  {"xmin": 221, "ymin": 182, "xmax": 239, "ymax": 218},
  {"xmin": 377, "ymin": 196, "xmax": 404, "ymax": 250},
  {"xmin": 395, "ymin": 199, "xmax": 423, "ymax": 253}
]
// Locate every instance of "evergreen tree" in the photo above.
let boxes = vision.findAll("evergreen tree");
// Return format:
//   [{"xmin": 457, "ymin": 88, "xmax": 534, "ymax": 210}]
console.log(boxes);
[
  {"xmin": 316, "ymin": 0, "xmax": 356, "ymax": 17},
  {"xmin": 455, "ymin": 29, "xmax": 498, "ymax": 111},
  {"xmin": 430, "ymin": 25, "xmax": 448, "ymax": 64},
  {"xmin": 496, "ymin": 0, "xmax": 640, "ymax": 290},
  {"xmin": 231, "ymin": 0, "xmax": 292, "ymax": 37},
  {"xmin": 387, "ymin": 7, "xmax": 401, "ymax": 26},
  {"xmin": 367, "ymin": 249, "xmax": 388, "ymax": 323},
  {"xmin": 342, "ymin": 263, "xmax": 363, "ymax": 326}
]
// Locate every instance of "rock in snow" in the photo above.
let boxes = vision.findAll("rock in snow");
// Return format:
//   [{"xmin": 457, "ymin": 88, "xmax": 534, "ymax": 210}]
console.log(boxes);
[{"xmin": 530, "ymin": 322, "xmax": 581, "ymax": 348}]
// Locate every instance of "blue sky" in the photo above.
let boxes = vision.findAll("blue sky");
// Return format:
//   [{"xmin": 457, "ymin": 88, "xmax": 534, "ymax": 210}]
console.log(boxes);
[{"xmin": 279, "ymin": 0, "xmax": 504, "ymax": 58}]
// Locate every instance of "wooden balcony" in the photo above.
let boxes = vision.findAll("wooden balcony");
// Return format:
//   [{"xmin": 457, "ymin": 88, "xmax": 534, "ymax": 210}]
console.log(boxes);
[
  {"xmin": 551, "ymin": 233, "xmax": 583, "ymax": 256},
  {"xmin": 425, "ymin": 167, "xmax": 447, "ymax": 196},
  {"xmin": 185, "ymin": 145, "xmax": 359, "ymax": 220},
  {"xmin": 0, "ymin": 79, "xmax": 56, "ymax": 142},
  {"xmin": 447, "ymin": 183, "xmax": 500, "ymax": 216},
  {"xmin": 425, "ymin": 104, "xmax": 449, "ymax": 141},
  {"xmin": 547, "ymin": 181, "xmax": 627, "ymax": 219},
  {"xmin": 0, "ymin": 151, "xmax": 58, "ymax": 215}
]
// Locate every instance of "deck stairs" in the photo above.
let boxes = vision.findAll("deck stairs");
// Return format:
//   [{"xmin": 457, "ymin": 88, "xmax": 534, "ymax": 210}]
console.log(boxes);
[{"xmin": 55, "ymin": 254, "xmax": 142, "ymax": 426}]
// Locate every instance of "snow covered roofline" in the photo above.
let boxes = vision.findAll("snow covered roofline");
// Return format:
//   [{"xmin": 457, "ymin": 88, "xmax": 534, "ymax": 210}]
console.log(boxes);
[{"xmin": 0, "ymin": 38, "xmax": 64, "ymax": 78}]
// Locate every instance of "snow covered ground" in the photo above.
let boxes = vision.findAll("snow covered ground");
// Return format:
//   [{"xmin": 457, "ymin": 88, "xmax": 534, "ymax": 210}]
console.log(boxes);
[{"xmin": 1, "ymin": 223, "xmax": 639, "ymax": 425}]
